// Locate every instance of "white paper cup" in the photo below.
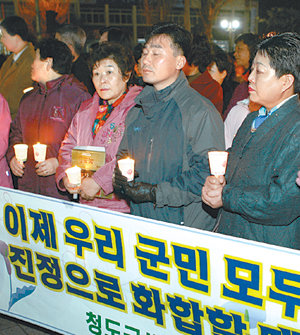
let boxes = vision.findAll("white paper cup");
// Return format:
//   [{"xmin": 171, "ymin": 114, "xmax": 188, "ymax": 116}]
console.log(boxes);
[
  {"xmin": 118, "ymin": 157, "xmax": 135, "ymax": 181},
  {"xmin": 208, "ymin": 151, "xmax": 228, "ymax": 177},
  {"xmin": 33, "ymin": 143, "xmax": 47, "ymax": 162},
  {"xmin": 65, "ymin": 166, "xmax": 82, "ymax": 185},
  {"xmin": 14, "ymin": 144, "xmax": 28, "ymax": 163},
  {"xmin": 65, "ymin": 166, "xmax": 81, "ymax": 200}
]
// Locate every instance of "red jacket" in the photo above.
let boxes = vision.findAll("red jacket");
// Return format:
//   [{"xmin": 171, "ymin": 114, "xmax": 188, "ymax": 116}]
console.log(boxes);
[
  {"xmin": 7, "ymin": 75, "xmax": 91, "ymax": 199},
  {"xmin": 190, "ymin": 69, "xmax": 223, "ymax": 115}
]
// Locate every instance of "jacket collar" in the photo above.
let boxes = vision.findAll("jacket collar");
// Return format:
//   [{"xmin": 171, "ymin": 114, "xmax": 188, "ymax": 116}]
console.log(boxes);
[
  {"xmin": 135, "ymin": 71, "xmax": 188, "ymax": 118},
  {"xmin": 91, "ymin": 85, "xmax": 142, "ymax": 118},
  {"xmin": 37, "ymin": 74, "xmax": 69, "ymax": 94},
  {"xmin": 226, "ymin": 95, "xmax": 300, "ymax": 182},
  {"xmin": 234, "ymin": 95, "xmax": 299, "ymax": 159},
  {"xmin": 136, "ymin": 71, "xmax": 188, "ymax": 105}
]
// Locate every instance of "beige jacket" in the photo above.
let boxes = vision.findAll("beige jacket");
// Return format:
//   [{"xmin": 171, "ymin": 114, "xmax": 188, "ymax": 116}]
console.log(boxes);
[{"xmin": 0, "ymin": 42, "xmax": 35, "ymax": 120}]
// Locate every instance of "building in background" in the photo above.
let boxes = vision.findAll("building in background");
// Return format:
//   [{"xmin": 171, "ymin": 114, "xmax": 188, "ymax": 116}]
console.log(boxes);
[{"xmin": 0, "ymin": 0, "xmax": 259, "ymax": 51}]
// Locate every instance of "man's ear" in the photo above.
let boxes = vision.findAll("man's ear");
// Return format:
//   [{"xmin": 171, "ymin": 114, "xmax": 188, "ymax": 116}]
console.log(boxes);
[
  {"xmin": 176, "ymin": 55, "xmax": 186, "ymax": 70},
  {"xmin": 68, "ymin": 44, "xmax": 77, "ymax": 60},
  {"xmin": 281, "ymin": 73, "xmax": 295, "ymax": 93},
  {"xmin": 46, "ymin": 58, "xmax": 53, "ymax": 71},
  {"xmin": 220, "ymin": 69, "xmax": 227, "ymax": 81}
]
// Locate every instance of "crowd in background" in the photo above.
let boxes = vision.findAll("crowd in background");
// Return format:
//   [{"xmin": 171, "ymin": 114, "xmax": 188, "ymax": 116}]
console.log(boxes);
[{"xmin": 0, "ymin": 15, "xmax": 299, "ymax": 251}]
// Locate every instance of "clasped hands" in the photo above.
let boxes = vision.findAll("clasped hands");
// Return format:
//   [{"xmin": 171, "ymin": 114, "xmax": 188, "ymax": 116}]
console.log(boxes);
[
  {"xmin": 201, "ymin": 175, "xmax": 226, "ymax": 209},
  {"xmin": 112, "ymin": 166, "xmax": 156, "ymax": 204}
]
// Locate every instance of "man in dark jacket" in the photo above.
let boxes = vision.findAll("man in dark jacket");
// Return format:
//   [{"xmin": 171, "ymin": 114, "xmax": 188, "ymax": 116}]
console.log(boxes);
[
  {"xmin": 55, "ymin": 24, "xmax": 95, "ymax": 96},
  {"xmin": 113, "ymin": 23, "xmax": 224, "ymax": 229},
  {"xmin": 7, "ymin": 38, "xmax": 90, "ymax": 200},
  {"xmin": 202, "ymin": 32, "xmax": 300, "ymax": 250}
]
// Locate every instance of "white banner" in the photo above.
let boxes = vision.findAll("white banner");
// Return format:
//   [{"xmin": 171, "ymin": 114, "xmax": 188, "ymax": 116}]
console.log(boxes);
[{"xmin": 0, "ymin": 187, "xmax": 300, "ymax": 335}]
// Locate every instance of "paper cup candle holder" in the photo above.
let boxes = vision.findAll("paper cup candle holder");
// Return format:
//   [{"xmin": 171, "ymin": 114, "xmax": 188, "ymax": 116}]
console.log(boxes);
[
  {"xmin": 118, "ymin": 157, "xmax": 135, "ymax": 181},
  {"xmin": 14, "ymin": 144, "xmax": 28, "ymax": 163},
  {"xmin": 33, "ymin": 143, "xmax": 47, "ymax": 162},
  {"xmin": 208, "ymin": 151, "xmax": 228, "ymax": 177},
  {"xmin": 65, "ymin": 166, "xmax": 82, "ymax": 199}
]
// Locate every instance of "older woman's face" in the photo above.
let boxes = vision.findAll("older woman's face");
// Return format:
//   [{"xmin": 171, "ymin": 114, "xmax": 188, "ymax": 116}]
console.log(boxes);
[
  {"xmin": 92, "ymin": 58, "xmax": 128, "ymax": 104},
  {"xmin": 31, "ymin": 49, "xmax": 48, "ymax": 84},
  {"xmin": 234, "ymin": 41, "xmax": 250, "ymax": 69}
]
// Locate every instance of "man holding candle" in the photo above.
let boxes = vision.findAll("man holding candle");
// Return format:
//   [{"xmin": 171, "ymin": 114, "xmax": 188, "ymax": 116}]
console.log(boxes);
[
  {"xmin": 7, "ymin": 38, "xmax": 90, "ymax": 199},
  {"xmin": 113, "ymin": 23, "xmax": 224, "ymax": 228},
  {"xmin": 202, "ymin": 33, "xmax": 300, "ymax": 250}
]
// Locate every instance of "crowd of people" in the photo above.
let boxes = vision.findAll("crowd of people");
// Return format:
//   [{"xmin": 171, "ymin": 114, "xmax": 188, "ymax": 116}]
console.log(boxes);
[{"xmin": 0, "ymin": 15, "xmax": 299, "ymax": 250}]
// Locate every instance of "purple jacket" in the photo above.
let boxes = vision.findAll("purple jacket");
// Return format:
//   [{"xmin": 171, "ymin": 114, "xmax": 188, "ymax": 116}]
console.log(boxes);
[
  {"xmin": 7, "ymin": 75, "xmax": 91, "ymax": 199},
  {"xmin": 56, "ymin": 85, "xmax": 142, "ymax": 212},
  {"xmin": 0, "ymin": 94, "xmax": 13, "ymax": 188}
]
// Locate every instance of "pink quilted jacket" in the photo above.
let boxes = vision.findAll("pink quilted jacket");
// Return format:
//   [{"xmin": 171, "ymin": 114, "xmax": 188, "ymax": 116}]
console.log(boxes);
[{"xmin": 56, "ymin": 85, "xmax": 142, "ymax": 212}]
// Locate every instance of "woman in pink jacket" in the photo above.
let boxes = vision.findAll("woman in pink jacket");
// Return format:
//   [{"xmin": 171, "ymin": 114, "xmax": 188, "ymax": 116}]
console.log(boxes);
[
  {"xmin": 56, "ymin": 42, "xmax": 142, "ymax": 212},
  {"xmin": 0, "ymin": 94, "xmax": 13, "ymax": 188}
]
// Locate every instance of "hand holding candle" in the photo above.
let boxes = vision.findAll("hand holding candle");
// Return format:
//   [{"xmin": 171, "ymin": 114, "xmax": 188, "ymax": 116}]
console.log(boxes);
[
  {"xmin": 65, "ymin": 166, "xmax": 81, "ymax": 199},
  {"xmin": 118, "ymin": 157, "xmax": 135, "ymax": 181},
  {"xmin": 202, "ymin": 151, "xmax": 228, "ymax": 209}
]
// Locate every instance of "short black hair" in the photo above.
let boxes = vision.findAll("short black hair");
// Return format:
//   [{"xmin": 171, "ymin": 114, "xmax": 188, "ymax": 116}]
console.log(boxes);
[
  {"xmin": 100, "ymin": 26, "xmax": 133, "ymax": 49},
  {"xmin": 0, "ymin": 16, "xmax": 29, "ymax": 41},
  {"xmin": 89, "ymin": 42, "xmax": 135, "ymax": 85},
  {"xmin": 257, "ymin": 32, "xmax": 300, "ymax": 93},
  {"xmin": 145, "ymin": 22, "xmax": 192, "ymax": 58},
  {"xmin": 235, "ymin": 33, "xmax": 260, "ymax": 68},
  {"xmin": 56, "ymin": 24, "xmax": 86, "ymax": 55},
  {"xmin": 187, "ymin": 34, "xmax": 212, "ymax": 72},
  {"xmin": 212, "ymin": 44, "xmax": 233, "ymax": 78},
  {"xmin": 133, "ymin": 43, "xmax": 144, "ymax": 63},
  {"xmin": 37, "ymin": 38, "xmax": 73, "ymax": 75}
]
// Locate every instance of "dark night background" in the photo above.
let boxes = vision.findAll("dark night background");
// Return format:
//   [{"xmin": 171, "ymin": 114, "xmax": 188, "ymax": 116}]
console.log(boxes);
[{"xmin": 259, "ymin": 0, "xmax": 300, "ymax": 17}]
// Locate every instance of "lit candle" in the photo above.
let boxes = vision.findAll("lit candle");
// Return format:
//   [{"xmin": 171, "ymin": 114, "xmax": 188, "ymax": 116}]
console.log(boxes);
[
  {"xmin": 33, "ymin": 142, "xmax": 47, "ymax": 162},
  {"xmin": 65, "ymin": 166, "xmax": 82, "ymax": 185},
  {"xmin": 118, "ymin": 157, "xmax": 135, "ymax": 181},
  {"xmin": 65, "ymin": 166, "xmax": 81, "ymax": 199},
  {"xmin": 14, "ymin": 144, "xmax": 28, "ymax": 163},
  {"xmin": 208, "ymin": 151, "xmax": 229, "ymax": 177}
]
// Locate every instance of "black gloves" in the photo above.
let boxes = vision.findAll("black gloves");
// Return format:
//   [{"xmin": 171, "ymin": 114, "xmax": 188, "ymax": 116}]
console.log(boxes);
[
  {"xmin": 122, "ymin": 181, "xmax": 157, "ymax": 203},
  {"xmin": 113, "ymin": 166, "xmax": 128, "ymax": 194},
  {"xmin": 113, "ymin": 166, "xmax": 157, "ymax": 204}
]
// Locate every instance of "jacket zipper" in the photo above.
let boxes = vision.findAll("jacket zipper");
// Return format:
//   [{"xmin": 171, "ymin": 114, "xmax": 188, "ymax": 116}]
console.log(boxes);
[
  {"xmin": 147, "ymin": 138, "xmax": 153, "ymax": 173},
  {"xmin": 38, "ymin": 88, "xmax": 47, "ymax": 140},
  {"xmin": 37, "ymin": 88, "xmax": 47, "ymax": 193}
]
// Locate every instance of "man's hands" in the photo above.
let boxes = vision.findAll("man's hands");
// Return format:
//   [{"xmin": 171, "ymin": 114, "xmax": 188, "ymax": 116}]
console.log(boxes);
[
  {"xmin": 201, "ymin": 175, "xmax": 226, "ymax": 209},
  {"xmin": 113, "ymin": 167, "xmax": 156, "ymax": 203}
]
